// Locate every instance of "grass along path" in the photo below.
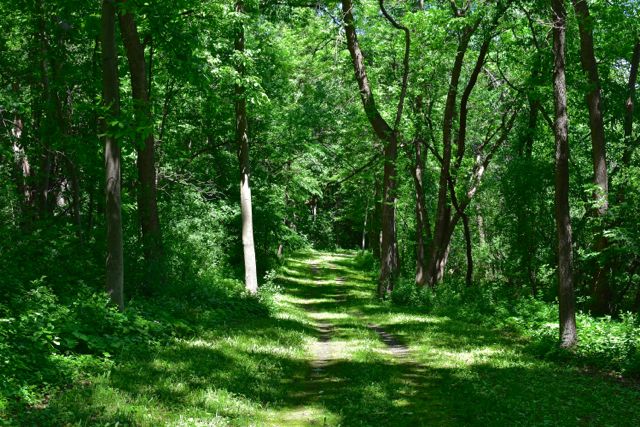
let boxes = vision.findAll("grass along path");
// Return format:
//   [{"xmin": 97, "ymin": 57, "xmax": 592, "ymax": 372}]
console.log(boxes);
[
  {"xmin": 16, "ymin": 250, "xmax": 640, "ymax": 426},
  {"xmin": 269, "ymin": 251, "xmax": 640, "ymax": 426}
]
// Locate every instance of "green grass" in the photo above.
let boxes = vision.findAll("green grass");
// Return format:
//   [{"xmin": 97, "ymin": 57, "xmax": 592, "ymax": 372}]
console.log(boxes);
[{"xmin": 9, "ymin": 250, "xmax": 640, "ymax": 426}]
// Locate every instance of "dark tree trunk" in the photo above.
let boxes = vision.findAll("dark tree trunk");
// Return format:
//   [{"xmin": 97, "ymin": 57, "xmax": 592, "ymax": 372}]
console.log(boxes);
[
  {"xmin": 118, "ymin": 7, "xmax": 164, "ymax": 287},
  {"xmin": 424, "ymin": 23, "xmax": 476, "ymax": 287},
  {"xmin": 621, "ymin": 40, "xmax": 640, "ymax": 171},
  {"xmin": 343, "ymin": 0, "xmax": 406, "ymax": 297},
  {"xmin": 552, "ymin": 0, "xmax": 577, "ymax": 348},
  {"xmin": 571, "ymin": 0, "xmax": 611, "ymax": 316},
  {"xmin": 235, "ymin": 0, "xmax": 258, "ymax": 294},
  {"xmin": 101, "ymin": 0, "xmax": 124, "ymax": 311}
]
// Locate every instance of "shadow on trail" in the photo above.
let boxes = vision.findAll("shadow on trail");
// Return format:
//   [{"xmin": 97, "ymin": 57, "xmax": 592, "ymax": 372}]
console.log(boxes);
[
  {"xmin": 277, "ymin": 251, "xmax": 640, "ymax": 426},
  {"xmin": 21, "ymin": 250, "xmax": 640, "ymax": 426}
]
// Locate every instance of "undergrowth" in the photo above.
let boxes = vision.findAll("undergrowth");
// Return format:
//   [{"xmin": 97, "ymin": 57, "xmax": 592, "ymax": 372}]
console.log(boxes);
[{"xmin": 391, "ymin": 278, "xmax": 640, "ymax": 379}]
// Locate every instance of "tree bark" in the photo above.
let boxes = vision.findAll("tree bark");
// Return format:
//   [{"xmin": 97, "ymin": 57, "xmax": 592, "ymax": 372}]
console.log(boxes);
[
  {"xmin": 424, "ymin": 21, "xmax": 477, "ymax": 287},
  {"xmin": 552, "ymin": 0, "xmax": 577, "ymax": 348},
  {"xmin": 118, "ymin": 6, "xmax": 164, "ymax": 287},
  {"xmin": 571, "ymin": 0, "xmax": 611, "ymax": 316},
  {"xmin": 413, "ymin": 137, "xmax": 429, "ymax": 286},
  {"xmin": 343, "ymin": 0, "xmax": 406, "ymax": 297},
  {"xmin": 101, "ymin": 0, "xmax": 124, "ymax": 311},
  {"xmin": 235, "ymin": 0, "xmax": 258, "ymax": 294}
]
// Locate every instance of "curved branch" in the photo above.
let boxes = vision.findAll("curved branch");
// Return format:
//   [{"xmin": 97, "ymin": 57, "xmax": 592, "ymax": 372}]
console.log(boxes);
[{"xmin": 379, "ymin": 0, "xmax": 410, "ymax": 132}]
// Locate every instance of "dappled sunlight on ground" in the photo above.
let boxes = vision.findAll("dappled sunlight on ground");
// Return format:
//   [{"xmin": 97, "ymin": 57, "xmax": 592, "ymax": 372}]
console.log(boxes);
[{"xmin": 22, "ymin": 250, "xmax": 640, "ymax": 426}]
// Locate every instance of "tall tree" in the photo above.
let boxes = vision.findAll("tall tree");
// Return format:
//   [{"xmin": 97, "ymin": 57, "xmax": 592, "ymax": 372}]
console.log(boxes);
[
  {"xmin": 342, "ymin": 0, "xmax": 410, "ymax": 297},
  {"xmin": 552, "ymin": 0, "xmax": 577, "ymax": 348},
  {"xmin": 235, "ymin": 0, "xmax": 258, "ymax": 294},
  {"xmin": 622, "ymin": 39, "xmax": 640, "ymax": 167},
  {"xmin": 118, "ymin": 4, "xmax": 164, "ymax": 288},
  {"xmin": 571, "ymin": 0, "xmax": 611, "ymax": 316},
  {"xmin": 101, "ymin": 0, "xmax": 124, "ymax": 311}
]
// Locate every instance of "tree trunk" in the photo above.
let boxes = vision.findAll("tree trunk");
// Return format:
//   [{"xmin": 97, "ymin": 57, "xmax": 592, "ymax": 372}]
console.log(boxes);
[
  {"xmin": 571, "ymin": 0, "xmax": 611, "ymax": 316},
  {"xmin": 235, "ymin": 0, "xmax": 258, "ymax": 294},
  {"xmin": 552, "ymin": 0, "xmax": 577, "ymax": 348},
  {"xmin": 342, "ymin": 0, "xmax": 399, "ymax": 297},
  {"xmin": 10, "ymin": 107, "xmax": 34, "ymax": 228},
  {"xmin": 101, "ymin": 0, "xmax": 124, "ymax": 311},
  {"xmin": 424, "ymin": 23, "xmax": 476, "ymax": 287},
  {"xmin": 621, "ymin": 39, "xmax": 640, "ymax": 171},
  {"xmin": 369, "ymin": 177, "xmax": 382, "ymax": 260},
  {"xmin": 462, "ymin": 212, "xmax": 473, "ymax": 287},
  {"xmin": 379, "ymin": 134, "xmax": 399, "ymax": 297},
  {"xmin": 413, "ymin": 138, "xmax": 428, "ymax": 286},
  {"xmin": 118, "ymin": 7, "xmax": 164, "ymax": 287}
]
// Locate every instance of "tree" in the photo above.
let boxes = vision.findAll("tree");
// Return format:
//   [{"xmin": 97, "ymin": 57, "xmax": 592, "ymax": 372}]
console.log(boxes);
[
  {"xmin": 571, "ymin": 0, "xmax": 611, "ymax": 316},
  {"xmin": 101, "ymin": 0, "xmax": 124, "ymax": 311},
  {"xmin": 342, "ymin": 0, "xmax": 410, "ymax": 297},
  {"xmin": 118, "ymin": 2, "xmax": 164, "ymax": 289},
  {"xmin": 235, "ymin": 0, "xmax": 258, "ymax": 294},
  {"xmin": 552, "ymin": 0, "xmax": 577, "ymax": 348}
]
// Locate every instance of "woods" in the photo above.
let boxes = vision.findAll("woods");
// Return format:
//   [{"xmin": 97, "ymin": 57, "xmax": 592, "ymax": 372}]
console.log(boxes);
[{"xmin": 2, "ymin": 0, "xmax": 640, "ymax": 424}]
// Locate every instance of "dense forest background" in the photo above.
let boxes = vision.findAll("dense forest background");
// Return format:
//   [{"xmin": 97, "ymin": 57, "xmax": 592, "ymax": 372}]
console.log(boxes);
[{"xmin": 1, "ymin": 0, "xmax": 640, "ymax": 422}]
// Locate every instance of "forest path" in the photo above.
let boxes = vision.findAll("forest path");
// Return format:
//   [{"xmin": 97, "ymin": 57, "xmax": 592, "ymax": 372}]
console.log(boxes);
[
  {"xmin": 30, "ymin": 251, "xmax": 640, "ymax": 426},
  {"xmin": 266, "ymin": 251, "xmax": 456, "ymax": 426},
  {"xmin": 266, "ymin": 251, "xmax": 640, "ymax": 426}
]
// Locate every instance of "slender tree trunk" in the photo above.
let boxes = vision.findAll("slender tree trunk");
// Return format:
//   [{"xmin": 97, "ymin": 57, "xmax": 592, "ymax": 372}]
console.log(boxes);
[
  {"xmin": 362, "ymin": 197, "xmax": 369, "ymax": 250},
  {"xmin": 621, "ymin": 40, "xmax": 640, "ymax": 170},
  {"xmin": 369, "ymin": 177, "xmax": 382, "ymax": 260},
  {"xmin": 342, "ymin": 0, "xmax": 400, "ymax": 297},
  {"xmin": 462, "ymin": 212, "xmax": 473, "ymax": 287},
  {"xmin": 101, "ymin": 0, "xmax": 124, "ymax": 311},
  {"xmin": 10, "ymin": 106, "xmax": 34, "ymax": 228},
  {"xmin": 571, "ymin": 0, "xmax": 611, "ymax": 316},
  {"xmin": 424, "ymin": 25, "xmax": 475, "ymax": 287},
  {"xmin": 552, "ymin": 0, "xmax": 577, "ymax": 348},
  {"xmin": 413, "ymin": 137, "xmax": 428, "ymax": 286},
  {"xmin": 235, "ymin": 0, "xmax": 258, "ymax": 294},
  {"xmin": 118, "ymin": 7, "xmax": 164, "ymax": 287}
]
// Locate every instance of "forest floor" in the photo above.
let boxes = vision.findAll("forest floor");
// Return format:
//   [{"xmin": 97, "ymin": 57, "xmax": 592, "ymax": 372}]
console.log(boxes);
[{"xmin": 16, "ymin": 251, "xmax": 640, "ymax": 426}]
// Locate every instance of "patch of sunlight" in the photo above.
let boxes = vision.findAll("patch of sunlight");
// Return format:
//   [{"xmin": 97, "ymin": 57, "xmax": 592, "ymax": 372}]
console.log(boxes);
[
  {"xmin": 196, "ymin": 388, "xmax": 260, "ymax": 416},
  {"xmin": 171, "ymin": 415, "xmax": 229, "ymax": 427},
  {"xmin": 440, "ymin": 347, "xmax": 501, "ymax": 366},
  {"xmin": 186, "ymin": 338, "xmax": 218, "ymax": 350},
  {"xmin": 308, "ymin": 312, "xmax": 350, "ymax": 321},
  {"xmin": 382, "ymin": 313, "xmax": 445, "ymax": 325},
  {"xmin": 265, "ymin": 404, "xmax": 340, "ymax": 426}
]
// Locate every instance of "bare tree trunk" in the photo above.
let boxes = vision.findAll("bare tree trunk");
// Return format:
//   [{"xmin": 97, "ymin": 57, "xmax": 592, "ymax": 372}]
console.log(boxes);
[
  {"xmin": 234, "ymin": 0, "xmax": 258, "ymax": 294},
  {"xmin": 552, "ymin": 0, "xmax": 577, "ymax": 348},
  {"xmin": 101, "ymin": 0, "xmax": 124, "ymax": 311},
  {"xmin": 118, "ymin": 7, "xmax": 164, "ymax": 287},
  {"xmin": 571, "ymin": 0, "xmax": 611, "ymax": 316}
]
